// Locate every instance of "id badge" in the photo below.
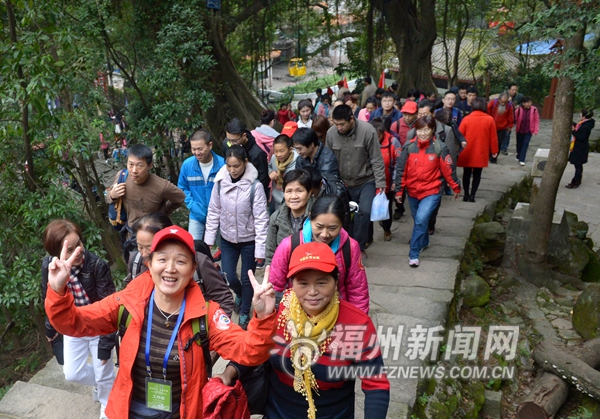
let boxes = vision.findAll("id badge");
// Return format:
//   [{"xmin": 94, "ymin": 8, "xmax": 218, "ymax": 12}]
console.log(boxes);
[{"xmin": 145, "ymin": 377, "xmax": 172, "ymax": 412}]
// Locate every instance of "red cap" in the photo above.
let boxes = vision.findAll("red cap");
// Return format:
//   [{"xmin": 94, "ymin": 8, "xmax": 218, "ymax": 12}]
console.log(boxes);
[
  {"xmin": 150, "ymin": 226, "xmax": 196, "ymax": 257},
  {"xmin": 282, "ymin": 121, "xmax": 298, "ymax": 137},
  {"xmin": 287, "ymin": 242, "xmax": 338, "ymax": 278},
  {"xmin": 401, "ymin": 100, "xmax": 417, "ymax": 114}
]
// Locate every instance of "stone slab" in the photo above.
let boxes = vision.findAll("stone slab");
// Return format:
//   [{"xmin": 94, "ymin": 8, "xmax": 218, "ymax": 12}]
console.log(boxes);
[
  {"xmin": 0, "ymin": 381, "xmax": 100, "ymax": 419},
  {"xmin": 28, "ymin": 358, "xmax": 93, "ymax": 397},
  {"xmin": 366, "ymin": 260, "xmax": 459, "ymax": 290}
]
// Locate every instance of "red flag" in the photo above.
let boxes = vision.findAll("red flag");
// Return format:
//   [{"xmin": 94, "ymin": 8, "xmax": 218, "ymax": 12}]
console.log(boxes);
[
  {"xmin": 343, "ymin": 75, "xmax": 349, "ymax": 89},
  {"xmin": 378, "ymin": 71, "xmax": 386, "ymax": 88}
]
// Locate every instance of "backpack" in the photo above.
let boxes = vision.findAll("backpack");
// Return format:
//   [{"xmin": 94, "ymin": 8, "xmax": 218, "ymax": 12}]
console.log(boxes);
[
  {"xmin": 290, "ymin": 231, "xmax": 352, "ymax": 278},
  {"xmin": 321, "ymin": 173, "xmax": 352, "ymax": 231},
  {"xmin": 108, "ymin": 169, "xmax": 128, "ymax": 230},
  {"xmin": 217, "ymin": 179, "xmax": 259, "ymax": 207},
  {"xmin": 116, "ymin": 302, "xmax": 212, "ymax": 378}
]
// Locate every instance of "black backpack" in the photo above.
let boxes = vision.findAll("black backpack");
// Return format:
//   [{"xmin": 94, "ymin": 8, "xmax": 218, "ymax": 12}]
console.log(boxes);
[
  {"xmin": 321, "ymin": 173, "xmax": 352, "ymax": 231},
  {"xmin": 290, "ymin": 231, "xmax": 352, "ymax": 278}
]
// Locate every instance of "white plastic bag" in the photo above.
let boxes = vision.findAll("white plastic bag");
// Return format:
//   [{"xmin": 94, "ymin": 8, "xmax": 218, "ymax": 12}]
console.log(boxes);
[{"xmin": 370, "ymin": 193, "xmax": 390, "ymax": 221}]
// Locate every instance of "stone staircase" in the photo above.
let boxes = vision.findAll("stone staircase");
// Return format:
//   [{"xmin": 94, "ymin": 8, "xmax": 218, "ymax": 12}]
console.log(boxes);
[{"xmin": 0, "ymin": 359, "xmax": 100, "ymax": 419}]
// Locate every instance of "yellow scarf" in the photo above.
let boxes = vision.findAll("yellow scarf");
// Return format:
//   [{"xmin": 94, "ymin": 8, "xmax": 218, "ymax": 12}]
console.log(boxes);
[
  {"xmin": 275, "ymin": 152, "xmax": 295, "ymax": 189},
  {"xmin": 571, "ymin": 118, "xmax": 588, "ymax": 151},
  {"xmin": 278, "ymin": 290, "xmax": 340, "ymax": 419}
]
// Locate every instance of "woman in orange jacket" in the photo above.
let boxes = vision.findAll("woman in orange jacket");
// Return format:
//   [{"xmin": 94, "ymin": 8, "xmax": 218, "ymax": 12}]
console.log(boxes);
[{"xmin": 45, "ymin": 226, "xmax": 276, "ymax": 419}]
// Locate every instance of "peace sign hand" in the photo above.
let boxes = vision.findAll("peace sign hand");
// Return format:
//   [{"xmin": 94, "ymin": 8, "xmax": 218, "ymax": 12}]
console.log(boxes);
[
  {"xmin": 249, "ymin": 266, "xmax": 276, "ymax": 319},
  {"xmin": 47, "ymin": 240, "xmax": 82, "ymax": 296}
]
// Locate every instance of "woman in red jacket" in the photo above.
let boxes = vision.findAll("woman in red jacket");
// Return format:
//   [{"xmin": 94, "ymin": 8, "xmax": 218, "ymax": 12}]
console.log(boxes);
[
  {"xmin": 395, "ymin": 116, "xmax": 461, "ymax": 267},
  {"xmin": 45, "ymin": 226, "xmax": 276, "ymax": 419},
  {"xmin": 457, "ymin": 97, "xmax": 499, "ymax": 202}
]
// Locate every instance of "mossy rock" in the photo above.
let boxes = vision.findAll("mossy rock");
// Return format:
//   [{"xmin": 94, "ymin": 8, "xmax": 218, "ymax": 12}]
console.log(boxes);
[
  {"xmin": 427, "ymin": 401, "xmax": 450, "ymax": 418},
  {"xmin": 472, "ymin": 222, "xmax": 506, "ymax": 246},
  {"xmin": 555, "ymin": 238, "xmax": 590, "ymax": 278},
  {"xmin": 573, "ymin": 284, "xmax": 600, "ymax": 340},
  {"xmin": 460, "ymin": 380, "xmax": 486, "ymax": 419},
  {"xmin": 583, "ymin": 247, "xmax": 600, "ymax": 283},
  {"xmin": 462, "ymin": 275, "xmax": 490, "ymax": 308},
  {"xmin": 565, "ymin": 210, "xmax": 579, "ymax": 227},
  {"xmin": 572, "ymin": 221, "xmax": 590, "ymax": 239}
]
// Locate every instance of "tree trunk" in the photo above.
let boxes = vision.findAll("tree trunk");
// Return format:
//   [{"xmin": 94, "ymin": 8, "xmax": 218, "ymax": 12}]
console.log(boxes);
[
  {"xmin": 524, "ymin": 27, "xmax": 586, "ymax": 266},
  {"xmin": 1, "ymin": 306, "xmax": 22, "ymax": 349},
  {"xmin": 204, "ymin": 12, "xmax": 263, "ymax": 142},
  {"xmin": 520, "ymin": 26, "xmax": 586, "ymax": 287},
  {"xmin": 375, "ymin": 0, "xmax": 437, "ymax": 96},
  {"xmin": 532, "ymin": 338, "xmax": 600, "ymax": 400},
  {"xmin": 6, "ymin": 0, "xmax": 35, "ymax": 192},
  {"xmin": 517, "ymin": 372, "xmax": 568, "ymax": 419},
  {"xmin": 366, "ymin": 1, "xmax": 374, "ymax": 79}
]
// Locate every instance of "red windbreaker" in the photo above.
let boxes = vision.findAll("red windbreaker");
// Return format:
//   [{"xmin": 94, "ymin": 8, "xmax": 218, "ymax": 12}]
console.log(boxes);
[{"xmin": 394, "ymin": 137, "xmax": 461, "ymax": 200}]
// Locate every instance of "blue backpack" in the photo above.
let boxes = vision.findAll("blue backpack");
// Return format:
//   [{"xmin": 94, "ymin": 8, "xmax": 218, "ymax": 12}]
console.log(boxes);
[{"xmin": 108, "ymin": 169, "xmax": 128, "ymax": 230}]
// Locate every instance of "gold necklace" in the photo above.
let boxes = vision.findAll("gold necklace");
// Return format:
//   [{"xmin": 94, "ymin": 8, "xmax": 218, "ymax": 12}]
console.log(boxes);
[{"xmin": 155, "ymin": 304, "xmax": 182, "ymax": 328}]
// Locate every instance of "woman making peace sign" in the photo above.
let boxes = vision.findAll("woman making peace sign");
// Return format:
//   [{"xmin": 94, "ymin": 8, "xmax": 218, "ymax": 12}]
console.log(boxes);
[{"xmin": 44, "ymin": 226, "xmax": 276, "ymax": 419}]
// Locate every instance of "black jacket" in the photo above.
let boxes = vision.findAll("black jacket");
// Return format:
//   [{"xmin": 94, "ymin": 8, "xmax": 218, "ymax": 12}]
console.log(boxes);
[
  {"xmin": 222, "ymin": 130, "xmax": 270, "ymax": 195},
  {"xmin": 295, "ymin": 142, "xmax": 340, "ymax": 178},
  {"xmin": 569, "ymin": 118, "xmax": 595, "ymax": 166},
  {"xmin": 41, "ymin": 250, "xmax": 117, "ymax": 360}
]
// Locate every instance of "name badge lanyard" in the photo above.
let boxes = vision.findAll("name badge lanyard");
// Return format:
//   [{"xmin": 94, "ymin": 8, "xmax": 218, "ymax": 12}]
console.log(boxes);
[{"xmin": 146, "ymin": 289, "xmax": 187, "ymax": 380}]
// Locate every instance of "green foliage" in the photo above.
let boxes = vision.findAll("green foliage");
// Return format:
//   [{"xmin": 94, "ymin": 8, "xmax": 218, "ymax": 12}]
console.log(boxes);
[
  {"xmin": 488, "ymin": 63, "xmax": 552, "ymax": 105},
  {"xmin": 522, "ymin": 0, "xmax": 600, "ymax": 108},
  {"xmin": 0, "ymin": 385, "xmax": 13, "ymax": 402},
  {"xmin": 280, "ymin": 74, "xmax": 340, "ymax": 94},
  {"xmin": 569, "ymin": 407, "xmax": 593, "ymax": 419}
]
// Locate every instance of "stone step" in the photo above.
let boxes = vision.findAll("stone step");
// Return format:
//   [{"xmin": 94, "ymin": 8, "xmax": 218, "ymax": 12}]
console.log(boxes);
[{"xmin": 0, "ymin": 381, "xmax": 100, "ymax": 419}]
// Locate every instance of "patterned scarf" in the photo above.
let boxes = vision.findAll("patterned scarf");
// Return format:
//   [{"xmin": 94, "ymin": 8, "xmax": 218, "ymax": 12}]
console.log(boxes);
[
  {"xmin": 278, "ymin": 290, "xmax": 340, "ymax": 419},
  {"xmin": 66, "ymin": 254, "xmax": 91, "ymax": 307},
  {"xmin": 570, "ymin": 118, "xmax": 589, "ymax": 152},
  {"xmin": 275, "ymin": 152, "xmax": 295, "ymax": 189}
]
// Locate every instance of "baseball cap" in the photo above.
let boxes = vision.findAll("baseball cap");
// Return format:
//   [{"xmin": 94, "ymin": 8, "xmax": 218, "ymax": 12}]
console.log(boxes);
[
  {"xmin": 401, "ymin": 100, "xmax": 418, "ymax": 114},
  {"xmin": 282, "ymin": 121, "xmax": 298, "ymax": 137},
  {"xmin": 150, "ymin": 226, "xmax": 196, "ymax": 258},
  {"xmin": 287, "ymin": 242, "xmax": 338, "ymax": 278}
]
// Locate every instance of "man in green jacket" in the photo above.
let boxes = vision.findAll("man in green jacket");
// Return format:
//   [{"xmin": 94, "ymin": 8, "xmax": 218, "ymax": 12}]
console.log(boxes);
[{"xmin": 326, "ymin": 105, "xmax": 386, "ymax": 253}]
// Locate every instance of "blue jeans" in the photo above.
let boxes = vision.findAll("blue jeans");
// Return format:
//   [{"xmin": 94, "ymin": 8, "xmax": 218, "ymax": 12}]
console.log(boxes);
[
  {"xmin": 220, "ymin": 237, "xmax": 256, "ymax": 316},
  {"xmin": 516, "ymin": 132, "xmax": 532, "ymax": 163},
  {"xmin": 407, "ymin": 194, "xmax": 442, "ymax": 259},
  {"xmin": 188, "ymin": 218, "xmax": 206, "ymax": 241},
  {"xmin": 347, "ymin": 180, "xmax": 376, "ymax": 250},
  {"xmin": 498, "ymin": 129, "xmax": 510, "ymax": 152}
]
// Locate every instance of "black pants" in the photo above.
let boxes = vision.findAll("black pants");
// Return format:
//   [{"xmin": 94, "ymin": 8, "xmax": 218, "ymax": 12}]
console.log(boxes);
[
  {"xmin": 573, "ymin": 164, "xmax": 584, "ymax": 183},
  {"xmin": 463, "ymin": 167, "xmax": 483, "ymax": 198},
  {"xmin": 381, "ymin": 191, "xmax": 396, "ymax": 233}
]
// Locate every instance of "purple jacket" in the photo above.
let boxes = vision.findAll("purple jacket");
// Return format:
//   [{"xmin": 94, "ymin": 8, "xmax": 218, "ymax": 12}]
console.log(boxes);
[
  {"xmin": 205, "ymin": 163, "xmax": 269, "ymax": 258},
  {"xmin": 268, "ymin": 228, "xmax": 370, "ymax": 313}
]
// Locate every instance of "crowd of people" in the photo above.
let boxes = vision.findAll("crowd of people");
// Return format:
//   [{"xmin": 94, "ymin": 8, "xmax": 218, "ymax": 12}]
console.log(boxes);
[{"xmin": 43, "ymin": 76, "xmax": 584, "ymax": 419}]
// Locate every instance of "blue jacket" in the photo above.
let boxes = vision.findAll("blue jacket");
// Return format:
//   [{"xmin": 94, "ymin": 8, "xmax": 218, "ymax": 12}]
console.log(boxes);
[
  {"xmin": 178, "ymin": 151, "xmax": 225, "ymax": 223},
  {"xmin": 369, "ymin": 107, "xmax": 402, "ymax": 123}
]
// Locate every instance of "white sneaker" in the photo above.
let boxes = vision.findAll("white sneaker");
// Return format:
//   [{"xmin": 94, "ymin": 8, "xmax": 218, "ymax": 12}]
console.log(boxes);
[
  {"xmin": 520, "ymin": 162, "xmax": 525, "ymax": 166},
  {"xmin": 92, "ymin": 387, "xmax": 99, "ymax": 402},
  {"xmin": 409, "ymin": 258, "xmax": 419, "ymax": 267},
  {"xmin": 100, "ymin": 404, "xmax": 108, "ymax": 419}
]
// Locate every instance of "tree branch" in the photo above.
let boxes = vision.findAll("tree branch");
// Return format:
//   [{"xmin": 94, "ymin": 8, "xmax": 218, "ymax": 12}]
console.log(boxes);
[
  {"xmin": 305, "ymin": 31, "xmax": 361, "ymax": 59},
  {"xmin": 225, "ymin": 0, "xmax": 275, "ymax": 36}
]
